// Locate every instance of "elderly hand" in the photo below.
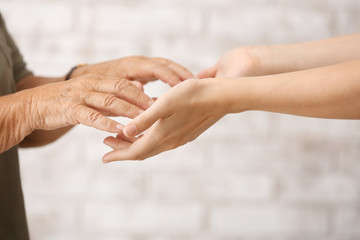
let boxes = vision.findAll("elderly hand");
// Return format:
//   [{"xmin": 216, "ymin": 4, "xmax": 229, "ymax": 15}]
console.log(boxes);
[
  {"xmin": 102, "ymin": 78, "xmax": 231, "ymax": 161},
  {"xmin": 25, "ymin": 73, "xmax": 154, "ymax": 133},
  {"xmin": 73, "ymin": 56, "xmax": 193, "ymax": 87}
]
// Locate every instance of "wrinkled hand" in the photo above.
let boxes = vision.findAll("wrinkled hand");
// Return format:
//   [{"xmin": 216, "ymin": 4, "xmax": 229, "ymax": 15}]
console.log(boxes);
[
  {"xmin": 102, "ymin": 78, "xmax": 228, "ymax": 161},
  {"xmin": 28, "ymin": 74, "xmax": 154, "ymax": 133},
  {"xmin": 74, "ymin": 56, "xmax": 193, "ymax": 87},
  {"xmin": 197, "ymin": 47, "xmax": 261, "ymax": 78}
]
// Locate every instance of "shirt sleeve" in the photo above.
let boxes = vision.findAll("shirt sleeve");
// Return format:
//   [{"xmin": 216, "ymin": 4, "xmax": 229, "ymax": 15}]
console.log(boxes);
[{"xmin": 0, "ymin": 14, "xmax": 33, "ymax": 83}]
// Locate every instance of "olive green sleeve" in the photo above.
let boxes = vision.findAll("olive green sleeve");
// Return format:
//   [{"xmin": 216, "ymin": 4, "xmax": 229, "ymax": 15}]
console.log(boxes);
[{"xmin": 0, "ymin": 14, "xmax": 33, "ymax": 83}]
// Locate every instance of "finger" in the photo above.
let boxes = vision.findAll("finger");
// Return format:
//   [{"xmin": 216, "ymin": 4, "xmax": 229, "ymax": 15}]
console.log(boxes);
[
  {"xmin": 155, "ymin": 59, "xmax": 193, "ymax": 81},
  {"xmin": 197, "ymin": 65, "xmax": 217, "ymax": 79},
  {"xmin": 104, "ymin": 136, "xmax": 132, "ymax": 150},
  {"xmin": 123, "ymin": 103, "xmax": 165, "ymax": 138},
  {"xmin": 148, "ymin": 65, "xmax": 182, "ymax": 87},
  {"xmin": 103, "ymin": 131, "xmax": 159, "ymax": 161},
  {"xmin": 115, "ymin": 131, "xmax": 137, "ymax": 143},
  {"xmin": 90, "ymin": 77, "xmax": 153, "ymax": 110},
  {"xmin": 84, "ymin": 92, "xmax": 144, "ymax": 118},
  {"xmin": 168, "ymin": 63, "xmax": 194, "ymax": 81},
  {"xmin": 131, "ymin": 80, "xmax": 144, "ymax": 92},
  {"xmin": 74, "ymin": 105, "xmax": 123, "ymax": 133}
]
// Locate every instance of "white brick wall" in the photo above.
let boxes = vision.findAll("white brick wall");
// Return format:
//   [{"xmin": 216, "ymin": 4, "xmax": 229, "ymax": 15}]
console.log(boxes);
[{"xmin": 1, "ymin": 0, "xmax": 360, "ymax": 239}]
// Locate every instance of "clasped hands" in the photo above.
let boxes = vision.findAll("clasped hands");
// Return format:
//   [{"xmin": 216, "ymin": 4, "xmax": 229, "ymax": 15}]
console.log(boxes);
[
  {"xmin": 101, "ymin": 48, "xmax": 257, "ymax": 162},
  {"xmin": 27, "ymin": 46, "xmax": 304, "ymax": 162},
  {"xmin": 86, "ymin": 36, "xmax": 360, "ymax": 162}
]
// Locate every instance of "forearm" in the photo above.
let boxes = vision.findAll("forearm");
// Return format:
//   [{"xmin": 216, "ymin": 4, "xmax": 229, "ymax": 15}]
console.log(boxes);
[
  {"xmin": 252, "ymin": 33, "xmax": 360, "ymax": 75},
  {"xmin": 0, "ymin": 91, "xmax": 34, "ymax": 153},
  {"xmin": 16, "ymin": 74, "xmax": 72, "ymax": 147},
  {"xmin": 225, "ymin": 59, "xmax": 360, "ymax": 119},
  {"xmin": 16, "ymin": 74, "xmax": 64, "ymax": 91}
]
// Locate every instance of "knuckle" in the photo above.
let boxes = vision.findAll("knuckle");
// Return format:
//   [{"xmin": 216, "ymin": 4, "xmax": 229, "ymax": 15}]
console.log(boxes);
[
  {"xmin": 79, "ymin": 79, "xmax": 94, "ymax": 90},
  {"xmin": 84, "ymin": 74, "xmax": 102, "ymax": 87},
  {"xmin": 115, "ymin": 79, "xmax": 128, "ymax": 92},
  {"xmin": 103, "ymin": 95, "xmax": 118, "ymax": 109},
  {"xmin": 83, "ymin": 90, "xmax": 93, "ymax": 101},
  {"xmin": 70, "ymin": 105, "xmax": 82, "ymax": 124},
  {"xmin": 136, "ymin": 91, "xmax": 145, "ymax": 104},
  {"xmin": 124, "ymin": 104, "xmax": 137, "ymax": 116},
  {"xmin": 87, "ymin": 111, "xmax": 102, "ymax": 124}
]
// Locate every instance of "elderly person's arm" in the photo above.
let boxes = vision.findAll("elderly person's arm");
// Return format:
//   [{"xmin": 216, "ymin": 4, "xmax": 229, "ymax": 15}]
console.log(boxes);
[
  {"xmin": 0, "ymin": 73, "xmax": 154, "ymax": 154},
  {"xmin": 0, "ymin": 91, "xmax": 34, "ymax": 153}
]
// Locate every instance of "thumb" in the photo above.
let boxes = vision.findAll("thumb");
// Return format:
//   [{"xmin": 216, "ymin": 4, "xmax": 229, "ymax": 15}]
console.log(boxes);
[
  {"xmin": 123, "ymin": 103, "xmax": 163, "ymax": 138},
  {"xmin": 196, "ymin": 64, "xmax": 217, "ymax": 79}
]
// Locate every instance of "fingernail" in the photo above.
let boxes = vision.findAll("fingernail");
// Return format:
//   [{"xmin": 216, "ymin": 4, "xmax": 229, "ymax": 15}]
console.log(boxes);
[
  {"xmin": 138, "ymin": 109, "xmax": 145, "ymax": 114},
  {"xmin": 124, "ymin": 124, "xmax": 137, "ymax": 137},
  {"xmin": 116, "ymin": 124, "xmax": 123, "ymax": 130},
  {"xmin": 148, "ymin": 99, "xmax": 155, "ymax": 107}
]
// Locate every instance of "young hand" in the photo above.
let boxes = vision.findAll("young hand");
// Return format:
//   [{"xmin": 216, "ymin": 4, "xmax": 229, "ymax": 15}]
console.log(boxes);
[{"xmin": 102, "ymin": 78, "xmax": 230, "ymax": 161}]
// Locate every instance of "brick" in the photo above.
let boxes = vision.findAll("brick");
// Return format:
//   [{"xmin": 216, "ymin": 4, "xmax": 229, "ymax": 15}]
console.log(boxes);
[
  {"xmin": 149, "ymin": 171, "xmax": 275, "ymax": 202},
  {"xmin": 1, "ymin": 2, "xmax": 73, "ymax": 34},
  {"xmin": 211, "ymin": 139, "xmax": 287, "ymax": 173},
  {"xmin": 83, "ymin": 203, "xmax": 204, "ymax": 234},
  {"xmin": 136, "ymin": 140, "xmax": 209, "ymax": 172},
  {"xmin": 198, "ymin": 112, "xmax": 271, "ymax": 141},
  {"xmin": 338, "ymin": 142, "xmax": 360, "ymax": 177},
  {"xmin": 208, "ymin": 6, "xmax": 332, "ymax": 45},
  {"xmin": 280, "ymin": 174, "xmax": 360, "ymax": 203},
  {"xmin": 210, "ymin": 204, "xmax": 328, "ymax": 236},
  {"xmin": 277, "ymin": 115, "xmax": 360, "ymax": 140},
  {"xmin": 202, "ymin": 173, "xmax": 275, "ymax": 201},
  {"xmin": 334, "ymin": 207, "xmax": 360, "ymax": 236},
  {"xmin": 93, "ymin": 5, "xmax": 187, "ymax": 37},
  {"xmin": 25, "ymin": 200, "xmax": 77, "ymax": 239}
]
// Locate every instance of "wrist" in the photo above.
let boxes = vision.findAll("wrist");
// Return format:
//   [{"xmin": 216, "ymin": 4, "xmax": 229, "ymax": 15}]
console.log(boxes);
[
  {"xmin": 13, "ymin": 89, "xmax": 38, "ymax": 133},
  {"xmin": 65, "ymin": 63, "xmax": 89, "ymax": 80},
  {"xmin": 217, "ymin": 77, "xmax": 260, "ymax": 114},
  {"xmin": 245, "ymin": 45, "xmax": 279, "ymax": 76},
  {"xmin": 251, "ymin": 44, "xmax": 307, "ymax": 75},
  {"xmin": 202, "ymin": 77, "xmax": 250, "ymax": 114}
]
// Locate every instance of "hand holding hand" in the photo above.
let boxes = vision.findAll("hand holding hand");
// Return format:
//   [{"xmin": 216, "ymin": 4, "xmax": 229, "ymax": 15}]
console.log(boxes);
[{"xmin": 102, "ymin": 78, "xmax": 230, "ymax": 161}]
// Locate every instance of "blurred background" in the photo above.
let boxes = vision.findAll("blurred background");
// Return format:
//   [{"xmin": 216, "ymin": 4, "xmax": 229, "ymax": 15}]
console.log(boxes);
[{"xmin": 1, "ymin": 0, "xmax": 360, "ymax": 239}]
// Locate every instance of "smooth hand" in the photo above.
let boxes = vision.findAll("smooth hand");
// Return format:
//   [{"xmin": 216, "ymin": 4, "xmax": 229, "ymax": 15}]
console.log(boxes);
[
  {"xmin": 74, "ymin": 56, "xmax": 194, "ymax": 87},
  {"xmin": 102, "ymin": 78, "xmax": 228, "ymax": 161},
  {"xmin": 27, "ymin": 74, "xmax": 153, "ymax": 133}
]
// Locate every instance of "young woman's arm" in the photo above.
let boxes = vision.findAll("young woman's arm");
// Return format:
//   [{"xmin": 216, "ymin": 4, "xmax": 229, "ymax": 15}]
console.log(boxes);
[
  {"xmin": 102, "ymin": 59, "xmax": 360, "ymax": 161},
  {"xmin": 198, "ymin": 33, "xmax": 360, "ymax": 78}
]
